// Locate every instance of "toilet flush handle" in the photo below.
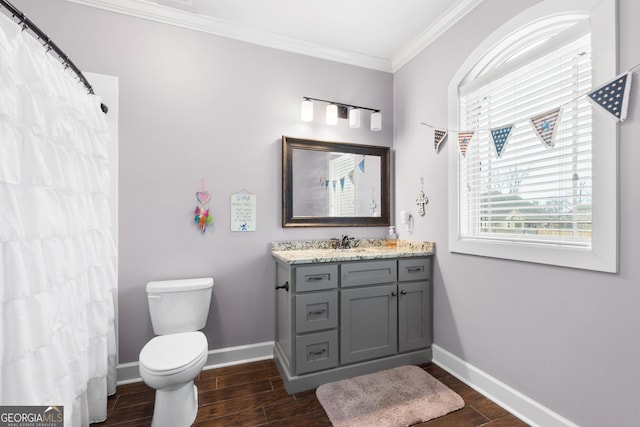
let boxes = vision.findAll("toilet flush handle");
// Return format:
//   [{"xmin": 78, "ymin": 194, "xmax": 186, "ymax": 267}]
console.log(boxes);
[{"xmin": 148, "ymin": 294, "xmax": 162, "ymax": 301}]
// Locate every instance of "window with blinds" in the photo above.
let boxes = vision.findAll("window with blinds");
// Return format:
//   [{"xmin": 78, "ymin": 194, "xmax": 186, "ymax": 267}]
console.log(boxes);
[
  {"xmin": 448, "ymin": 0, "xmax": 618, "ymax": 272},
  {"xmin": 458, "ymin": 28, "xmax": 592, "ymax": 247}
]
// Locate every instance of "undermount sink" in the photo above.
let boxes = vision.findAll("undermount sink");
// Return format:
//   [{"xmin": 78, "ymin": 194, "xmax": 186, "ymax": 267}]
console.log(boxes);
[{"xmin": 336, "ymin": 248, "xmax": 367, "ymax": 253}]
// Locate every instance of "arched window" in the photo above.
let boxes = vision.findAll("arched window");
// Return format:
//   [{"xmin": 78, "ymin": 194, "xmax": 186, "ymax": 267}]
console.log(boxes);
[{"xmin": 448, "ymin": 0, "xmax": 618, "ymax": 272}]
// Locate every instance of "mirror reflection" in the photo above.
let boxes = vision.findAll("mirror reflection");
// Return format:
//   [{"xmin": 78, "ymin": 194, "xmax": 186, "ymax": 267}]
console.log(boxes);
[
  {"xmin": 292, "ymin": 150, "xmax": 381, "ymax": 217},
  {"xmin": 282, "ymin": 136, "xmax": 390, "ymax": 227}
]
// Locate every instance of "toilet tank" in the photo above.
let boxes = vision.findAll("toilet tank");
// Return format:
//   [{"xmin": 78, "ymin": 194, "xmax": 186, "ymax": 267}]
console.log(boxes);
[{"xmin": 146, "ymin": 277, "xmax": 214, "ymax": 335}]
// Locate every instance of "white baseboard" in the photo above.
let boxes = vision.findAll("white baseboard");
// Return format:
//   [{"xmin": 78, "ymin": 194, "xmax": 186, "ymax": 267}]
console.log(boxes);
[
  {"xmin": 432, "ymin": 344, "xmax": 578, "ymax": 427},
  {"xmin": 116, "ymin": 341, "xmax": 274, "ymax": 385}
]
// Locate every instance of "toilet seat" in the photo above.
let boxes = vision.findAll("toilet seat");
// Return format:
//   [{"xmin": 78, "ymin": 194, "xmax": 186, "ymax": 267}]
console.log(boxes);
[{"xmin": 140, "ymin": 331, "xmax": 208, "ymax": 376}]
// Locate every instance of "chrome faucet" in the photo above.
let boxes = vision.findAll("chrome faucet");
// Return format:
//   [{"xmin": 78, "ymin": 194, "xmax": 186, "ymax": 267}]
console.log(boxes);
[
  {"xmin": 330, "ymin": 235, "xmax": 355, "ymax": 249},
  {"xmin": 340, "ymin": 235, "xmax": 353, "ymax": 249}
]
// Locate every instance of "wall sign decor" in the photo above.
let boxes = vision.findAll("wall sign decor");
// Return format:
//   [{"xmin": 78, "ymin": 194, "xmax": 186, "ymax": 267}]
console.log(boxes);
[{"xmin": 231, "ymin": 190, "xmax": 256, "ymax": 231}]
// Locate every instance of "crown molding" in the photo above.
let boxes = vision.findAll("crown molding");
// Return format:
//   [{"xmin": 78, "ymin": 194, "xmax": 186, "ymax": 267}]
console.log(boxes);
[
  {"xmin": 391, "ymin": 0, "xmax": 485, "ymax": 72},
  {"xmin": 63, "ymin": 0, "xmax": 483, "ymax": 74},
  {"xmin": 62, "ymin": 0, "xmax": 392, "ymax": 72}
]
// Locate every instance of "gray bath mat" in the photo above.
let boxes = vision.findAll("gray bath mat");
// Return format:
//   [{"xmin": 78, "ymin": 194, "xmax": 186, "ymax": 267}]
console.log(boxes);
[{"xmin": 316, "ymin": 365, "xmax": 464, "ymax": 427}]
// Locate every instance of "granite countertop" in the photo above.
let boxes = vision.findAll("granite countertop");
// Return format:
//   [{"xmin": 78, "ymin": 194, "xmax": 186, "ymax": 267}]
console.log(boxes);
[{"xmin": 271, "ymin": 239, "xmax": 435, "ymax": 265}]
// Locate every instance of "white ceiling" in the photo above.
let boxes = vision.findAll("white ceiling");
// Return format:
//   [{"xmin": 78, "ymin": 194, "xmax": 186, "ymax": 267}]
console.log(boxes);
[{"xmin": 65, "ymin": 0, "xmax": 484, "ymax": 72}]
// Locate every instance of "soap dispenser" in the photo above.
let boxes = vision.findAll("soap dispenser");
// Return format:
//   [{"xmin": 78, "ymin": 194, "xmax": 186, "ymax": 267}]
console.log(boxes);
[{"xmin": 386, "ymin": 226, "xmax": 398, "ymax": 248}]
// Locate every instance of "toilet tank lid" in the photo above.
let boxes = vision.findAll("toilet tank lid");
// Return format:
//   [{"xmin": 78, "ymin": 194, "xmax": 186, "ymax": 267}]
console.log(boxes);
[{"xmin": 146, "ymin": 277, "xmax": 214, "ymax": 293}]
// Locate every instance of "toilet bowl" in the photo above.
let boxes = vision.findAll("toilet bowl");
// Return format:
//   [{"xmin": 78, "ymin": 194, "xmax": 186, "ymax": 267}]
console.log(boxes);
[
  {"xmin": 139, "ymin": 332, "xmax": 208, "ymax": 427},
  {"xmin": 138, "ymin": 277, "xmax": 214, "ymax": 427}
]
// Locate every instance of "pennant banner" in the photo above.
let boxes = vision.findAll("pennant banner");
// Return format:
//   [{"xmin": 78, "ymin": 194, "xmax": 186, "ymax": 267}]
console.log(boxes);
[
  {"xmin": 434, "ymin": 129, "xmax": 448, "ymax": 152},
  {"xmin": 530, "ymin": 107, "xmax": 561, "ymax": 148},
  {"xmin": 421, "ymin": 69, "xmax": 635, "ymax": 158},
  {"xmin": 319, "ymin": 169, "xmax": 355, "ymax": 192},
  {"xmin": 490, "ymin": 125, "xmax": 514, "ymax": 159},
  {"xmin": 458, "ymin": 131, "xmax": 474, "ymax": 158},
  {"xmin": 358, "ymin": 157, "xmax": 365, "ymax": 174},
  {"xmin": 587, "ymin": 71, "xmax": 632, "ymax": 121}
]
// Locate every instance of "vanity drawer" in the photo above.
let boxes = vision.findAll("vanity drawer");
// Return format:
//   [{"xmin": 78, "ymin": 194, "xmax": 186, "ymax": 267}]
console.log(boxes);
[
  {"xmin": 295, "ymin": 291, "xmax": 338, "ymax": 333},
  {"xmin": 341, "ymin": 260, "xmax": 397, "ymax": 287},
  {"xmin": 295, "ymin": 265, "xmax": 338, "ymax": 292},
  {"xmin": 398, "ymin": 258, "xmax": 430, "ymax": 282},
  {"xmin": 295, "ymin": 330, "xmax": 338, "ymax": 374}
]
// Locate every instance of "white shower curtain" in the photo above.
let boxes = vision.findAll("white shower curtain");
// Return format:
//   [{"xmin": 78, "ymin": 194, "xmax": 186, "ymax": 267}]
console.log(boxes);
[{"xmin": 0, "ymin": 11, "xmax": 116, "ymax": 427}]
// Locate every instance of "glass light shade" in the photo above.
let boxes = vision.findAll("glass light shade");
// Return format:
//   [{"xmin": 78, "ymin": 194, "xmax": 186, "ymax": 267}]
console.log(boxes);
[
  {"xmin": 370, "ymin": 111, "xmax": 382, "ymax": 131},
  {"xmin": 349, "ymin": 108, "xmax": 361, "ymax": 128},
  {"xmin": 326, "ymin": 104, "xmax": 338, "ymax": 125},
  {"xmin": 301, "ymin": 99, "xmax": 313, "ymax": 122}
]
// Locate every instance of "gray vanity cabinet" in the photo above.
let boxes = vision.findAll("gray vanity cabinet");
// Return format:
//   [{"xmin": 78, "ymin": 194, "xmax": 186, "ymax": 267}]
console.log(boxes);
[{"xmin": 274, "ymin": 255, "xmax": 433, "ymax": 393}]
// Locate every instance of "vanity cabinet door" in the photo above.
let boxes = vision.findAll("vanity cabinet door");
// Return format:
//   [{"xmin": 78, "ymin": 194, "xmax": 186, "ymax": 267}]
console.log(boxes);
[
  {"xmin": 398, "ymin": 281, "xmax": 431, "ymax": 353},
  {"xmin": 340, "ymin": 284, "xmax": 398, "ymax": 364}
]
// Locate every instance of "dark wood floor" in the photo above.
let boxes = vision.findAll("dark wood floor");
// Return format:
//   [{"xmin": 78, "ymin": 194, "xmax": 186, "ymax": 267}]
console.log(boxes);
[{"xmin": 93, "ymin": 359, "xmax": 528, "ymax": 426}]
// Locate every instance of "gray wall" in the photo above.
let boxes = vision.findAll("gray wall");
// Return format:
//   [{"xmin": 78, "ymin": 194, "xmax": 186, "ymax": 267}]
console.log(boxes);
[
  {"xmin": 393, "ymin": 0, "xmax": 640, "ymax": 426},
  {"xmin": 13, "ymin": 0, "xmax": 393, "ymax": 363}
]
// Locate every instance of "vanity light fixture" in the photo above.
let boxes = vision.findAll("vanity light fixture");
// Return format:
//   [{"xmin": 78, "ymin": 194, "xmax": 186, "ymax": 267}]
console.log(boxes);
[
  {"xmin": 301, "ymin": 98, "xmax": 313, "ymax": 121},
  {"xmin": 301, "ymin": 97, "xmax": 381, "ymax": 132},
  {"xmin": 326, "ymin": 104, "xmax": 338, "ymax": 125},
  {"xmin": 370, "ymin": 111, "xmax": 382, "ymax": 131},
  {"xmin": 349, "ymin": 108, "xmax": 361, "ymax": 128}
]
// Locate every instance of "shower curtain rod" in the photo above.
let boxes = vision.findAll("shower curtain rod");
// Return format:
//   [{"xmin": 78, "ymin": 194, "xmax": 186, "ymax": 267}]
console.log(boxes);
[{"xmin": 0, "ymin": 0, "xmax": 108, "ymax": 113}]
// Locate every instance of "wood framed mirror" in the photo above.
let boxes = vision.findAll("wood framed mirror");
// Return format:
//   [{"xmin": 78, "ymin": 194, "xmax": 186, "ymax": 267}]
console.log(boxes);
[{"xmin": 282, "ymin": 135, "xmax": 390, "ymax": 227}]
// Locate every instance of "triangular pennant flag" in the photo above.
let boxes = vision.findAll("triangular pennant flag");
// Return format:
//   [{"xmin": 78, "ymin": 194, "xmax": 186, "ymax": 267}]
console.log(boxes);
[
  {"xmin": 347, "ymin": 170, "xmax": 354, "ymax": 183},
  {"xmin": 339, "ymin": 177, "xmax": 345, "ymax": 191},
  {"xmin": 434, "ymin": 129, "xmax": 448, "ymax": 152},
  {"xmin": 587, "ymin": 71, "xmax": 632, "ymax": 121},
  {"xmin": 457, "ymin": 131, "xmax": 474, "ymax": 158},
  {"xmin": 530, "ymin": 108, "xmax": 561, "ymax": 148},
  {"xmin": 325, "ymin": 180, "xmax": 329, "ymax": 190},
  {"xmin": 358, "ymin": 157, "xmax": 365, "ymax": 174},
  {"xmin": 490, "ymin": 124, "xmax": 514, "ymax": 159},
  {"xmin": 332, "ymin": 181, "xmax": 337, "ymax": 191}
]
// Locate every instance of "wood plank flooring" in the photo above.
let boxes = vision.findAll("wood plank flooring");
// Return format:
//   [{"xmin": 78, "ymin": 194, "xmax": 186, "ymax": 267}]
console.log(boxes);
[{"xmin": 93, "ymin": 359, "xmax": 529, "ymax": 426}]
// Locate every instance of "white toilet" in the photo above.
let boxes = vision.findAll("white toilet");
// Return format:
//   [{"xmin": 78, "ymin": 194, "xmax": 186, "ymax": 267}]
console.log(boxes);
[{"xmin": 139, "ymin": 277, "xmax": 214, "ymax": 427}]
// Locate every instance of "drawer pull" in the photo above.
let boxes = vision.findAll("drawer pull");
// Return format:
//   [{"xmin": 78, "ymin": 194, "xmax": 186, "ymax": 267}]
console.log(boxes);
[
  {"xmin": 308, "ymin": 309, "xmax": 327, "ymax": 315},
  {"xmin": 406, "ymin": 267, "xmax": 423, "ymax": 273},
  {"xmin": 305, "ymin": 275, "xmax": 327, "ymax": 282},
  {"xmin": 309, "ymin": 349, "xmax": 327, "ymax": 356},
  {"xmin": 391, "ymin": 291, "xmax": 397, "ymax": 297},
  {"xmin": 275, "ymin": 281, "xmax": 289, "ymax": 291}
]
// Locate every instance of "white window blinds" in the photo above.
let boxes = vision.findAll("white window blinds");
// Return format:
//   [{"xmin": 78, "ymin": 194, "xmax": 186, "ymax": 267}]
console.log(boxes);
[{"xmin": 458, "ymin": 31, "xmax": 592, "ymax": 247}]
